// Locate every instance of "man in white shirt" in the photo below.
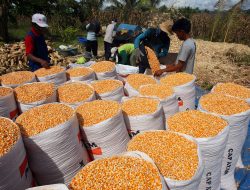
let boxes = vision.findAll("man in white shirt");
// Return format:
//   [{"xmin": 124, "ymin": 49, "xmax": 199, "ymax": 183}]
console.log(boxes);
[
  {"xmin": 104, "ymin": 19, "xmax": 117, "ymax": 60},
  {"xmin": 154, "ymin": 18, "xmax": 196, "ymax": 76}
]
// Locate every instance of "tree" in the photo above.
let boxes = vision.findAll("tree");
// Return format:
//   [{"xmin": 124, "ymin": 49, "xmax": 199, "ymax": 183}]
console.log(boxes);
[{"xmin": 0, "ymin": 0, "xmax": 10, "ymax": 42}]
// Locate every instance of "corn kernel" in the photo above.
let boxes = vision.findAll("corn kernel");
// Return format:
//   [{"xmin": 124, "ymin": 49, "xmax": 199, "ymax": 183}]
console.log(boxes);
[
  {"xmin": 0, "ymin": 71, "xmax": 35, "ymax": 86},
  {"xmin": 126, "ymin": 74, "xmax": 156, "ymax": 91},
  {"xmin": 160, "ymin": 73, "xmax": 195, "ymax": 87},
  {"xmin": 90, "ymin": 61, "xmax": 115, "ymax": 73},
  {"xmin": 34, "ymin": 66, "xmax": 64, "ymax": 77},
  {"xmin": 139, "ymin": 84, "xmax": 174, "ymax": 99}
]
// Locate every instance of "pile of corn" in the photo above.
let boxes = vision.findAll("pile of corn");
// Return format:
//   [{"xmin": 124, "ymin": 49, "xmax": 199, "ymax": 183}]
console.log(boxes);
[
  {"xmin": 58, "ymin": 82, "xmax": 94, "ymax": 103},
  {"xmin": 69, "ymin": 156, "xmax": 162, "ymax": 190},
  {"xmin": 76, "ymin": 100, "xmax": 120, "ymax": 127},
  {"xmin": 90, "ymin": 61, "xmax": 115, "ymax": 73},
  {"xmin": 0, "ymin": 71, "xmax": 35, "ymax": 86},
  {"xmin": 213, "ymin": 82, "xmax": 250, "ymax": 100},
  {"xmin": 92, "ymin": 79, "xmax": 123, "ymax": 94},
  {"xmin": 34, "ymin": 66, "xmax": 64, "ymax": 77},
  {"xmin": 16, "ymin": 103, "xmax": 74, "ymax": 137},
  {"xmin": 200, "ymin": 93, "xmax": 250, "ymax": 115},
  {"xmin": 139, "ymin": 84, "xmax": 174, "ymax": 99},
  {"xmin": 127, "ymin": 131, "xmax": 199, "ymax": 181},
  {"xmin": 66, "ymin": 67, "xmax": 94, "ymax": 78},
  {"xmin": 0, "ymin": 117, "xmax": 20, "ymax": 156},
  {"xmin": 145, "ymin": 46, "xmax": 160, "ymax": 74},
  {"xmin": 0, "ymin": 87, "xmax": 13, "ymax": 97},
  {"xmin": 167, "ymin": 110, "xmax": 228, "ymax": 138},
  {"xmin": 122, "ymin": 97, "xmax": 159, "ymax": 116},
  {"xmin": 15, "ymin": 82, "xmax": 55, "ymax": 103},
  {"xmin": 126, "ymin": 74, "xmax": 156, "ymax": 91},
  {"xmin": 160, "ymin": 73, "xmax": 195, "ymax": 87}
]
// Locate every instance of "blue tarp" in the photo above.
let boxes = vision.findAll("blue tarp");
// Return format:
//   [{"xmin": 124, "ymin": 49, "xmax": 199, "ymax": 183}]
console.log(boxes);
[{"xmin": 117, "ymin": 24, "xmax": 142, "ymax": 34}]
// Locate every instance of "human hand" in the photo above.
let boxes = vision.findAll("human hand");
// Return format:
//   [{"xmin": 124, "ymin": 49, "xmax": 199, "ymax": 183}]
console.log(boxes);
[
  {"xmin": 40, "ymin": 60, "xmax": 50, "ymax": 69},
  {"xmin": 154, "ymin": 69, "xmax": 164, "ymax": 77},
  {"xmin": 134, "ymin": 48, "xmax": 144, "ymax": 63}
]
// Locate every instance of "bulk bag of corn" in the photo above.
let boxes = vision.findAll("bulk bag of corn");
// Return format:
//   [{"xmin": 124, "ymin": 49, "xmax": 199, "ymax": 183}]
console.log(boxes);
[
  {"xmin": 69, "ymin": 151, "xmax": 168, "ymax": 190},
  {"xmin": 198, "ymin": 93, "xmax": 250, "ymax": 190},
  {"xmin": 122, "ymin": 97, "xmax": 165, "ymax": 138},
  {"xmin": 15, "ymin": 103, "xmax": 90, "ymax": 185},
  {"xmin": 58, "ymin": 82, "xmax": 95, "ymax": 109},
  {"xmin": 125, "ymin": 74, "xmax": 156, "ymax": 97},
  {"xmin": 167, "ymin": 110, "xmax": 229, "ymax": 190},
  {"xmin": 90, "ymin": 61, "xmax": 117, "ymax": 80},
  {"xmin": 27, "ymin": 184, "xmax": 69, "ymax": 190},
  {"xmin": 15, "ymin": 82, "xmax": 56, "ymax": 113},
  {"xmin": 76, "ymin": 100, "xmax": 130, "ymax": 160},
  {"xmin": 0, "ymin": 71, "xmax": 36, "ymax": 88},
  {"xmin": 160, "ymin": 73, "xmax": 196, "ymax": 112},
  {"xmin": 139, "ymin": 84, "xmax": 179, "ymax": 119},
  {"xmin": 0, "ymin": 87, "xmax": 18, "ymax": 120},
  {"xmin": 66, "ymin": 67, "xmax": 96, "ymax": 83},
  {"xmin": 91, "ymin": 79, "xmax": 124, "ymax": 102},
  {"xmin": 34, "ymin": 66, "xmax": 67, "ymax": 87},
  {"xmin": 127, "ymin": 131, "xmax": 204, "ymax": 190},
  {"xmin": 0, "ymin": 117, "xmax": 33, "ymax": 190}
]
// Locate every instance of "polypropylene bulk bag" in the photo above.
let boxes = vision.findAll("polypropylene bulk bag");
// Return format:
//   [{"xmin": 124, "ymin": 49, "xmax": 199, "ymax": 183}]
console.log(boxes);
[
  {"xmin": 122, "ymin": 97, "xmax": 165, "ymax": 138},
  {"xmin": 90, "ymin": 61, "xmax": 118, "ymax": 80},
  {"xmin": 76, "ymin": 100, "xmax": 130, "ymax": 160},
  {"xmin": 16, "ymin": 103, "xmax": 90, "ymax": 186},
  {"xmin": 0, "ymin": 87, "xmax": 18, "ymax": 120},
  {"xmin": 0, "ymin": 117, "xmax": 33, "ymax": 190},
  {"xmin": 26, "ymin": 184, "xmax": 69, "ymax": 190},
  {"xmin": 15, "ymin": 82, "xmax": 57, "ymax": 113},
  {"xmin": 66, "ymin": 67, "xmax": 96, "ymax": 83},
  {"xmin": 198, "ymin": 93, "xmax": 250, "ymax": 190}
]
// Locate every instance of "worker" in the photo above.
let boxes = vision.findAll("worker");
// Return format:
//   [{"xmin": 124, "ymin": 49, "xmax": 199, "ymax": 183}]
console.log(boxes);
[
  {"xmin": 104, "ymin": 19, "xmax": 117, "ymax": 60},
  {"xmin": 154, "ymin": 18, "xmax": 196, "ymax": 76},
  {"xmin": 25, "ymin": 13, "xmax": 50, "ymax": 71},
  {"xmin": 111, "ymin": 43, "xmax": 136, "ymax": 66},
  {"xmin": 86, "ymin": 18, "xmax": 100, "ymax": 59},
  {"xmin": 134, "ymin": 21, "xmax": 173, "ymax": 73}
]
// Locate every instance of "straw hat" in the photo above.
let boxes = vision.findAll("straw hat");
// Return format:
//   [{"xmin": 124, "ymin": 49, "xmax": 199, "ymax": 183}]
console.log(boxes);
[{"xmin": 159, "ymin": 20, "xmax": 173, "ymax": 35}]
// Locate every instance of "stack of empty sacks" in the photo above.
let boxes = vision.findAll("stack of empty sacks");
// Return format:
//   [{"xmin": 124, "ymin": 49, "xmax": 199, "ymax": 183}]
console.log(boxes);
[
  {"xmin": 76, "ymin": 100, "xmax": 130, "ymax": 160},
  {"xmin": 66, "ymin": 67, "xmax": 96, "ymax": 83},
  {"xmin": 198, "ymin": 92, "xmax": 250, "ymax": 190},
  {"xmin": 127, "ymin": 131, "xmax": 204, "ymax": 190},
  {"xmin": 160, "ymin": 73, "xmax": 196, "ymax": 111},
  {"xmin": 166, "ymin": 110, "xmax": 229, "ymax": 190},
  {"xmin": 15, "ymin": 103, "xmax": 90, "ymax": 185},
  {"xmin": 90, "ymin": 61, "xmax": 118, "ymax": 80},
  {"xmin": 121, "ymin": 97, "xmax": 165, "ymax": 138}
]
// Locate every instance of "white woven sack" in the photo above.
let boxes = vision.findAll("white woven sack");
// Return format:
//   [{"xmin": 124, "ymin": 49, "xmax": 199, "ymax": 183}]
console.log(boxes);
[
  {"xmin": 1, "ymin": 76, "xmax": 37, "ymax": 89},
  {"xmin": 173, "ymin": 77, "xmax": 196, "ymax": 112},
  {"xmin": 198, "ymin": 104, "xmax": 250, "ymax": 190},
  {"xmin": 22, "ymin": 107, "xmax": 90, "ymax": 185},
  {"xmin": 69, "ymin": 71, "xmax": 96, "ymax": 83},
  {"xmin": 94, "ymin": 67, "xmax": 118, "ymax": 80},
  {"xmin": 0, "ymin": 87, "xmax": 18, "ymax": 120},
  {"xmin": 17, "ymin": 83, "xmax": 57, "ymax": 113},
  {"xmin": 115, "ymin": 64, "xmax": 139, "ymax": 76},
  {"xmin": 164, "ymin": 133, "xmax": 204, "ymax": 190},
  {"xmin": 0, "ymin": 122, "xmax": 33, "ymax": 190},
  {"xmin": 36, "ymin": 70, "xmax": 67, "ymax": 87},
  {"xmin": 124, "ymin": 81, "xmax": 139, "ymax": 97},
  {"xmin": 26, "ymin": 184, "xmax": 69, "ymax": 190},
  {"xmin": 122, "ymin": 97, "xmax": 165, "ymax": 138},
  {"xmin": 80, "ymin": 110, "xmax": 130, "ymax": 160}
]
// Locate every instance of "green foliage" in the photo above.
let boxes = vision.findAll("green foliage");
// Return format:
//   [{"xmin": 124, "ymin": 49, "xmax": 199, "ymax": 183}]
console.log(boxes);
[{"xmin": 59, "ymin": 27, "xmax": 78, "ymax": 43}]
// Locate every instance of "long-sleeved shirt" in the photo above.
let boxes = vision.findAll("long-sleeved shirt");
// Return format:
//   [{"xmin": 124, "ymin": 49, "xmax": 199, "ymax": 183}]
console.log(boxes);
[
  {"xmin": 134, "ymin": 28, "xmax": 170, "ymax": 58},
  {"xmin": 104, "ymin": 22, "xmax": 116, "ymax": 43}
]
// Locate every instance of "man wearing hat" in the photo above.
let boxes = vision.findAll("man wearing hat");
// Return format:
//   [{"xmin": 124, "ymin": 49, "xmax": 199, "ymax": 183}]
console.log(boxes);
[
  {"xmin": 25, "ymin": 13, "xmax": 50, "ymax": 71},
  {"xmin": 134, "ymin": 21, "xmax": 173, "ymax": 73},
  {"xmin": 104, "ymin": 19, "xmax": 118, "ymax": 60}
]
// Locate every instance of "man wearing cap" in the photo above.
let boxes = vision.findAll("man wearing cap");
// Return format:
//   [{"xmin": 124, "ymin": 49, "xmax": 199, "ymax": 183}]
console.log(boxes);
[
  {"xmin": 111, "ymin": 43, "xmax": 136, "ymax": 66},
  {"xmin": 104, "ymin": 19, "xmax": 117, "ymax": 60},
  {"xmin": 134, "ymin": 21, "xmax": 173, "ymax": 73},
  {"xmin": 25, "ymin": 13, "xmax": 50, "ymax": 71}
]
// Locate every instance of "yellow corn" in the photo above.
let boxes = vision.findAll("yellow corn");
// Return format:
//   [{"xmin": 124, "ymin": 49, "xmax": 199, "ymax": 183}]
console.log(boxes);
[
  {"xmin": 92, "ymin": 79, "xmax": 123, "ymax": 94},
  {"xmin": 127, "ymin": 131, "xmax": 199, "ymax": 181},
  {"xmin": 66, "ymin": 67, "xmax": 94, "ymax": 77},
  {"xmin": 167, "ymin": 110, "xmax": 228, "ymax": 138},
  {"xmin": 58, "ymin": 82, "xmax": 94, "ymax": 103},
  {"xmin": 0, "ymin": 117, "xmax": 20, "ymax": 156},
  {"xmin": 139, "ymin": 84, "xmax": 174, "ymax": 99},
  {"xmin": 15, "ymin": 82, "xmax": 55, "ymax": 103},
  {"xmin": 200, "ymin": 93, "xmax": 250, "ymax": 115},
  {"xmin": 213, "ymin": 82, "xmax": 250, "ymax": 100},
  {"xmin": 16, "ymin": 103, "xmax": 74, "ymax": 137},
  {"xmin": 122, "ymin": 97, "xmax": 159, "ymax": 116},
  {"xmin": 76, "ymin": 100, "xmax": 120, "ymax": 127},
  {"xmin": 145, "ymin": 46, "xmax": 160, "ymax": 74},
  {"xmin": 0, "ymin": 71, "xmax": 35, "ymax": 86},
  {"xmin": 34, "ymin": 66, "xmax": 64, "ymax": 77},
  {"xmin": 90, "ymin": 61, "xmax": 115, "ymax": 73},
  {"xmin": 69, "ymin": 156, "xmax": 162, "ymax": 190},
  {"xmin": 160, "ymin": 73, "xmax": 195, "ymax": 87},
  {"xmin": 0, "ymin": 87, "xmax": 13, "ymax": 97},
  {"xmin": 126, "ymin": 74, "xmax": 156, "ymax": 91}
]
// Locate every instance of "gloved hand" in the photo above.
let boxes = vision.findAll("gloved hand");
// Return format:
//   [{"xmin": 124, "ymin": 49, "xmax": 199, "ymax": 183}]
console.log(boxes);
[{"xmin": 134, "ymin": 48, "xmax": 144, "ymax": 63}]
